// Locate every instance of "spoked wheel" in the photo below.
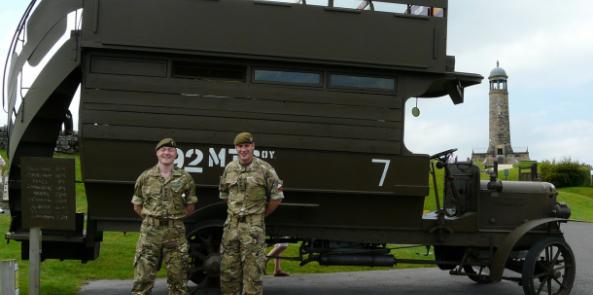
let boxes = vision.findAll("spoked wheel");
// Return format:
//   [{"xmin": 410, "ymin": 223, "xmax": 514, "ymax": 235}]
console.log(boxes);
[
  {"xmin": 463, "ymin": 264, "xmax": 493, "ymax": 284},
  {"xmin": 521, "ymin": 237, "xmax": 575, "ymax": 295},
  {"xmin": 187, "ymin": 220, "xmax": 223, "ymax": 288}
]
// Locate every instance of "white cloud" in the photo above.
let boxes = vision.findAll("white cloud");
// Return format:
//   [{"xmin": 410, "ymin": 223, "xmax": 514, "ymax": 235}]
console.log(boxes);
[
  {"xmin": 534, "ymin": 132, "xmax": 593, "ymax": 164},
  {"xmin": 457, "ymin": 21, "xmax": 593, "ymax": 91}
]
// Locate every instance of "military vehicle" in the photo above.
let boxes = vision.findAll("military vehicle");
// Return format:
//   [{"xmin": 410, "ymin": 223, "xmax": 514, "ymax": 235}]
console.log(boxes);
[{"xmin": 3, "ymin": 1, "xmax": 574, "ymax": 294}]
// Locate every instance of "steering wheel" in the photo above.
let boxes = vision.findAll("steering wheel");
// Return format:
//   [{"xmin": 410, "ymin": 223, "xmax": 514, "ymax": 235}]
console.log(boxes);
[{"xmin": 430, "ymin": 148, "xmax": 458, "ymax": 160}]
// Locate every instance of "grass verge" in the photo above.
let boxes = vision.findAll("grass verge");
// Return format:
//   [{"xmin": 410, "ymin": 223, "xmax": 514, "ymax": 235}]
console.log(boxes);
[{"xmin": 557, "ymin": 187, "xmax": 593, "ymax": 221}]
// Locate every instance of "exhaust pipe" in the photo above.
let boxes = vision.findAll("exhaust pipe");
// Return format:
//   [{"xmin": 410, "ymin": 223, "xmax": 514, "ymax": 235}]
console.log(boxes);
[{"xmin": 319, "ymin": 254, "xmax": 396, "ymax": 267}]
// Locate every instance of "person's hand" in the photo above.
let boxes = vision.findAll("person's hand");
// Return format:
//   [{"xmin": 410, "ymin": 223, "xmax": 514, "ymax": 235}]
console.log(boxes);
[
  {"xmin": 184, "ymin": 203, "xmax": 195, "ymax": 217},
  {"xmin": 133, "ymin": 204, "xmax": 143, "ymax": 217}
]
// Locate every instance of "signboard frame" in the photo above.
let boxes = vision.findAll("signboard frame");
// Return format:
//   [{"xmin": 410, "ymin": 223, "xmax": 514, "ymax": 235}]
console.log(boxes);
[{"xmin": 21, "ymin": 157, "xmax": 76, "ymax": 231}]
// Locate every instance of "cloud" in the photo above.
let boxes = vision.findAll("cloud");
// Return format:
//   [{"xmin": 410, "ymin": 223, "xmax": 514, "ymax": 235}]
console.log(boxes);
[
  {"xmin": 450, "ymin": 1, "xmax": 593, "ymax": 90},
  {"xmin": 516, "ymin": 119, "xmax": 593, "ymax": 163},
  {"xmin": 535, "ymin": 137, "xmax": 593, "ymax": 164},
  {"xmin": 404, "ymin": 105, "xmax": 488, "ymax": 159}
]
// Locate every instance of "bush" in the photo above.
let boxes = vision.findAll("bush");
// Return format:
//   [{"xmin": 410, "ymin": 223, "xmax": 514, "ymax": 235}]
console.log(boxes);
[{"xmin": 540, "ymin": 159, "xmax": 591, "ymax": 188}]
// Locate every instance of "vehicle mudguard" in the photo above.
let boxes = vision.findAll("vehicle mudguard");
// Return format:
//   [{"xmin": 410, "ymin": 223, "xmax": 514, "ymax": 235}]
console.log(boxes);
[{"xmin": 490, "ymin": 217, "xmax": 566, "ymax": 282}]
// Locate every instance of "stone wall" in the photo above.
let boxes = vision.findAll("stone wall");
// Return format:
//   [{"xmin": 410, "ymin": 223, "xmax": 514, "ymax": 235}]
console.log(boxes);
[{"xmin": 472, "ymin": 150, "xmax": 530, "ymax": 166}]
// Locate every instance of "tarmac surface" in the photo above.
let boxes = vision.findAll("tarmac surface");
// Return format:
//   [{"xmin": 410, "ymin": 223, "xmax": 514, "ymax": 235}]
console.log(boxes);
[{"xmin": 80, "ymin": 222, "xmax": 592, "ymax": 295}]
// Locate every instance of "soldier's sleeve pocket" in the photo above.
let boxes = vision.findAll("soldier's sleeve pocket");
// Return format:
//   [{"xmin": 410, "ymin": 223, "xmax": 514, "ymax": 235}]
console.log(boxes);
[{"xmin": 272, "ymin": 179, "xmax": 284, "ymax": 193}]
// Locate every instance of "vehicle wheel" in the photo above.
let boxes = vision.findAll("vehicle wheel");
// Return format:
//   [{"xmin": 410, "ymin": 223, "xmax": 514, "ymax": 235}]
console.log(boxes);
[
  {"xmin": 463, "ymin": 264, "xmax": 493, "ymax": 284},
  {"xmin": 187, "ymin": 220, "xmax": 223, "ymax": 287},
  {"xmin": 521, "ymin": 237, "xmax": 575, "ymax": 295}
]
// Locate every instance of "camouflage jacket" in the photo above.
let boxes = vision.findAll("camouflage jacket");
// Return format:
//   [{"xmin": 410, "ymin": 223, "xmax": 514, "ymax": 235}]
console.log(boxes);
[
  {"xmin": 219, "ymin": 157, "xmax": 284, "ymax": 217},
  {"xmin": 131, "ymin": 165, "xmax": 197, "ymax": 219}
]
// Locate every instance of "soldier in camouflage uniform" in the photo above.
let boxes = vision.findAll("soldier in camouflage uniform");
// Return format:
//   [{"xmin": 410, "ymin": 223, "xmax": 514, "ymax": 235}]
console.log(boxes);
[
  {"xmin": 219, "ymin": 132, "xmax": 284, "ymax": 295},
  {"xmin": 131, "ymin": 138, "xmax": 198, "ymax": 295}
]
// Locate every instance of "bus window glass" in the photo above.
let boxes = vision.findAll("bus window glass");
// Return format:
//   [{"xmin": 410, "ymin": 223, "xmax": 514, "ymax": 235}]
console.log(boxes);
[
  {"xmin": 173, "ymin": 62, "xmax": 246, "ymax": 81},
  {"xmin": 433, "ymin": 8, "xmax": 444, "ymax": 17},
  {"xmin": 332, "ymin": 0, "xmax": 361, "ymax": 9},
  {"xmin": 408, "ymin": 5, "xmax": 444, "ymax": 17},
  {"xmin": 254, "ymin": 69, "xmax": 321, "ymax": 85},
  {"xmin": 329, "ymin": 74, "xmax": 395, "ymax": 92},
  {"xmin": 409, "ymin": 5, "xmax": 429, "ymax": 16},
  {"xmin": 373, "ymin": 2, "xmax": 407, "ymax": 13}
]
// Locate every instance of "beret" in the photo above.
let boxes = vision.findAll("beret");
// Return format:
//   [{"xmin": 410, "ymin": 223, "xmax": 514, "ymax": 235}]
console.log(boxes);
[
  {"xmin": 155, "ymin": 138, "xmax": 177, "ymax": 151},
  {"xmin": 233, "ymin": 132, "xmax": 254, "ymax": 145}
]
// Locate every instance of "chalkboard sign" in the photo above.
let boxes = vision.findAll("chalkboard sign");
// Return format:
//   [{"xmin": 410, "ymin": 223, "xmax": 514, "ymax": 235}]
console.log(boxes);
[{"xmin": 21, "ymin": 157, "xmax": 75, "ymax": 231}]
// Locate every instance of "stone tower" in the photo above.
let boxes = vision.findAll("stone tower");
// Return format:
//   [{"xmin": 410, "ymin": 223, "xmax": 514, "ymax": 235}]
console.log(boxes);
[
  {"xmin": 487, "ymin": 61, "xmax": 513, "ymax": 162},
  {"xmin": 472, "ymin": 62, "xmax": 529, "ymax": 165}
]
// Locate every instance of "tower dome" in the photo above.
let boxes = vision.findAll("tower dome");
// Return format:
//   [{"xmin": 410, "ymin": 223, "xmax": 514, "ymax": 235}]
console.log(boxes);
[{"xmin": 489, "ymin": 61, "xmax": 508, "ymax": 80}]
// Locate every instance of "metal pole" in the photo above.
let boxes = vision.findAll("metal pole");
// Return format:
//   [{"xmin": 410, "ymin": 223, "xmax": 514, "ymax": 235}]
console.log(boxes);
[
  {"xmin": 2, "ymin": 175, "xmax": 8, "ymax": 201},
  {"xmin": 29, "ymin": 227, "xmax": 41, "ymax": 295},
  {"xmin": 0, "ymin": 260, "xmax": 18, "ymax": 295}
]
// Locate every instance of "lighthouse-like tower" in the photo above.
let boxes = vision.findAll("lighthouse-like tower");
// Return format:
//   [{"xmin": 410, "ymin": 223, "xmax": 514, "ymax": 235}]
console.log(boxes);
[
  {"xmin": 487, "ymin": 61, "xmax": 514, "ymax": 162},
  {"xmin": 472, "ymin": 62, "xmax": 530, "ymax": 164},
  {"xmin": 475, "ymin": 61, "xmax": 530, "ymax": 164}
]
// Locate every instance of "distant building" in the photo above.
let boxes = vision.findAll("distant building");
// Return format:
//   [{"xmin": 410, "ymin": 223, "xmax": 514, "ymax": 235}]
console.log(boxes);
[{"xmin": 472, "ymin": 62, "xmax": 529, "ymax": 164}]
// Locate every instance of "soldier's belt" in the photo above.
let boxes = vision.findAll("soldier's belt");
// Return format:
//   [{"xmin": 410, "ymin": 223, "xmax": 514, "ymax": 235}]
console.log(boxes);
[
  {"xmin": 231, "ymin": 214, "xmax": 264, "ymax": 224},
  {"xmin": 144, "ymin": 215, "xmax": 183, "ymax": 227}
]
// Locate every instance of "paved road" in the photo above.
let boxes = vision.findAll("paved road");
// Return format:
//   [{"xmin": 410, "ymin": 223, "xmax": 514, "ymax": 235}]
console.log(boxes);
[{"xmin": 80, "ymin": 222, "xmax": 592, "ymax": 295}]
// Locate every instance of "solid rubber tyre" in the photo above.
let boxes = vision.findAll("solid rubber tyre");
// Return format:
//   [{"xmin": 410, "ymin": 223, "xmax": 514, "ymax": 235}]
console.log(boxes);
[{"xmin": 521, "ymin": 237, "xmax": 575, "ymax": 295}]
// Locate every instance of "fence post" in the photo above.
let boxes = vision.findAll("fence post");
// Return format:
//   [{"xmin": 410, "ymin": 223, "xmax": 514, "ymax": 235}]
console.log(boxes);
[
  {"xmin": 29, "ymin": 227, "xmax": 41, "ymax": 295},
  {"xmin": 0, "ymin": 259, "xmax": 18, "ymax": 295}
]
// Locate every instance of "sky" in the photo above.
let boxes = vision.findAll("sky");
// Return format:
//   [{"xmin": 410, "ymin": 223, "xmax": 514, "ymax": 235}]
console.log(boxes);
[
  {"xmin": 1, "ymin": 0, "xmax": 592, "ymax": 166},
  {"xmin": 409, "ymin": 0, "xmax": 593, "ymax": 166}
]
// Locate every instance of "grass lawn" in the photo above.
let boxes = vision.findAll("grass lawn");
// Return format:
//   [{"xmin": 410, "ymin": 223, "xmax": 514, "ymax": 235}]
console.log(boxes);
[
  {"xmin": 557, "ymin": 187, "xmax": 593, "ymax": 221},
  {"xmin": 0, "ymin": 215, "xmax": 139, "ymax": 294},
  {"xmin": 1, "ymin": 153, "xmax": 591, "ymax": 294}
]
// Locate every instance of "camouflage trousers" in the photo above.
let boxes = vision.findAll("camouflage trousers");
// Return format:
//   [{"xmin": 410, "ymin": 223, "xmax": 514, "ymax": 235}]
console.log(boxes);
[
  {"xmin": 132, "ymin": 218, "xmax": 189, "ymax": 295},
  {"xmin": 220, "ymin": 217, "xmax": 266, "ymax": 295}
]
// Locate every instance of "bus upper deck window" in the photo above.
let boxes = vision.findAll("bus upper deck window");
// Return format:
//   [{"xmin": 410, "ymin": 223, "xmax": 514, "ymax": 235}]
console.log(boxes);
[
  {"xmin": 329, "ymin": 74, "xmax": 396, "ymax": 92},
  {"xmin": 253, "ymin": 69, "xmax": 321, "ymax": 86}
]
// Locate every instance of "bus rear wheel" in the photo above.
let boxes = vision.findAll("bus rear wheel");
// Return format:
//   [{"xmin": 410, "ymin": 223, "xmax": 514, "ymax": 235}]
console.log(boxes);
[{"xmin": 187, "ymin": 220, "xmax": 223, "ymax": 288}]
